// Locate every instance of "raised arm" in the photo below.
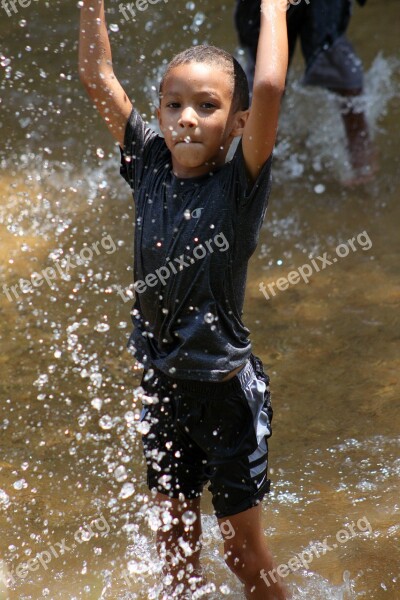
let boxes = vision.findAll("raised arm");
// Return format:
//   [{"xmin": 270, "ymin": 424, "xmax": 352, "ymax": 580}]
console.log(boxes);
[
  {"xmin": 241, "ymin": 0, "xmax": 288, "ymax": 181},
  {"xmin": 79, "ymin": 0, "xmax": 133, "ymax": 147}
]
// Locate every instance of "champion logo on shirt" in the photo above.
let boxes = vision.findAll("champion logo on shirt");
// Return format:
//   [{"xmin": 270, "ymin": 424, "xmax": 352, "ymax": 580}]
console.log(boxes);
[{"xmin": 191, "ymin": 207, "xmax": 204, "ymax": 219}]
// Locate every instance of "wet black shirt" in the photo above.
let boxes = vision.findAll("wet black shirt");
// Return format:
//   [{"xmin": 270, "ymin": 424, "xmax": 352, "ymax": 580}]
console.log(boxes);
[{"xmin": 120, "ymin": 108, "xmax": 272, "ymax": 381}]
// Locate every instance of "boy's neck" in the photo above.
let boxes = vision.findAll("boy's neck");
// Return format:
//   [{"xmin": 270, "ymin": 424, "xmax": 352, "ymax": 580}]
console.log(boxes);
[{"xmin": 170, "ymin": 153, "xmax": 229, "ymax": 179}]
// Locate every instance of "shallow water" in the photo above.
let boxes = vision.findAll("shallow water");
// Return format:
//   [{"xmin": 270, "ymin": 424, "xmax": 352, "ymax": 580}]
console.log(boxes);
[{"xmin": 0, "ymin": 0, "xmax": 399, "ymax": 598}]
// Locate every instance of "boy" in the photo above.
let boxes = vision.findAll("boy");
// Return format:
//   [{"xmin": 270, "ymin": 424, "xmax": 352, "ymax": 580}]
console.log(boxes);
[
  {"xmin": 79, "ymin": 1, "xmax": 288, "ymax": 598},
  {"xmin": 235, "ymin": 0, "xmax": 375, "ymax": 185}
]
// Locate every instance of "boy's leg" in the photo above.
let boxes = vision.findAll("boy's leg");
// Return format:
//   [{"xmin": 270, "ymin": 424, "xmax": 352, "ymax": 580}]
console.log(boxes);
[
  {"xmin": 137, "ymin": 368, "xmax": 210, "ymax": 597},
  {"xmin": 219, "ymin": 504, "xmax": 288, "ymax": 600},
  {"xmin": 154, "ymin": 492, "xmax": 206, "ymax": 597}
]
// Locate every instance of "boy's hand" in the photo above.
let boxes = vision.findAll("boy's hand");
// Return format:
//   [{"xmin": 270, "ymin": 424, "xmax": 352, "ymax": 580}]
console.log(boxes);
[
  {"xmin": 241, "ymin": 0, "xmax": 288, "ymax": 182},
  {"xmin": 79, "ymin": 0, "xmax": 132, "ymax": 147}
]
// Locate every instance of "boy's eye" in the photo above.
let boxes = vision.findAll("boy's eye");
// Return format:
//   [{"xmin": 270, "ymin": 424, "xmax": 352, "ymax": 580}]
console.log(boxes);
[
  {"xmin": 166, "ymin": 102, "xmax": 180, "ymax": 109},
  {"xmin": 200, "ymin": 102, "xmax": 216, "ymax": 109}
]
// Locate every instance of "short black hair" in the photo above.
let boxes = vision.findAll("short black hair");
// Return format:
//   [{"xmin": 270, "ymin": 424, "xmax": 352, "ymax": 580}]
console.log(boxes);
[{"xmin": 159, "ymin": 45, "xmax": 250, "ymax": 112}]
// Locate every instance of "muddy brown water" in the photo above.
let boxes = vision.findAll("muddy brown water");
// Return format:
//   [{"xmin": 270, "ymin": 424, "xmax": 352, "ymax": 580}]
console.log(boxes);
[{"xmin": 0, "ymin": 0, "xmax": 399, "ymax": 598}]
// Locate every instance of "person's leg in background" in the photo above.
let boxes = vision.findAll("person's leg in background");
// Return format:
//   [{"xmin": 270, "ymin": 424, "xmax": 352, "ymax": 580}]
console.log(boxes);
[
  {"xmin": 300, "ymin": 0, "xmax": 376, "ymax": 184},
  {"xmin": 234, "ymin": 0, "xmax": 376, "ymax": 184}
]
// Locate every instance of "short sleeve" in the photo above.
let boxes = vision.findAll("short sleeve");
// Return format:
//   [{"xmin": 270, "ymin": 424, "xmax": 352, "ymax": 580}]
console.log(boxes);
[
  {"xmin": 231, "ymin": 140, "xmax": 273, "ymax": 256},
  {"xmin": 119, "ymin": 108, "xmax": 163, "ymax": 193},
  {"xmin": 232, "ymin": 139, "xmax": 273, "ymax": 208}
]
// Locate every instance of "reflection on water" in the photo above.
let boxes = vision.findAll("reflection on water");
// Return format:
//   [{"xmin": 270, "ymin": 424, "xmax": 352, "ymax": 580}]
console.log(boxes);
[{"xmin": 0, "ymin": 0, "xmax": 399, "ymax": 598}]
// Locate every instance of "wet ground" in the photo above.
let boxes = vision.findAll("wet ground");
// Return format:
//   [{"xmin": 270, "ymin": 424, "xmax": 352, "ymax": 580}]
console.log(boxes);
[{"xmin": 0, "ymin": 0, "xmax": 399, "ymax": 598}]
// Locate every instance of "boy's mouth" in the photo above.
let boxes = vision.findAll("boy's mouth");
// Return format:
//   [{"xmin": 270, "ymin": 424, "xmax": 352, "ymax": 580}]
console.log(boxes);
[{"xmin": 175, "ymin": 136, "xmax": 201, "ymax": 145}]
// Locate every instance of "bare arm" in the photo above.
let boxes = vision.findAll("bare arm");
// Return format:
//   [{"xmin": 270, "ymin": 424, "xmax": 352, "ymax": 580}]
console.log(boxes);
[
  {"xmin": 79, "ymin": 0, "xmax": 132, "ymax": 147},
  {"xmin": 242, "ymin": 0, "xmax": 288, "ymax": 181}
]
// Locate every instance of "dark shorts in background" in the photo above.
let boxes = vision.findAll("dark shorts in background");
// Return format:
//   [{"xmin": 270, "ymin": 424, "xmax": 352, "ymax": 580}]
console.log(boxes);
[
  {"xmin": 235, "ymin": 0, "xmax": 363, "ymax": 91},
  {"xmin": 137, "ymin": 354, "xmax": 273, "ymax": 519}
]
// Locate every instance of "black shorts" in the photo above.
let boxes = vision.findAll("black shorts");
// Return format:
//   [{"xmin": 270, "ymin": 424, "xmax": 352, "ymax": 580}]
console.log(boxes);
[
  {"xmin": 235, "ymin": 0, "xmax": 363, "ymax": 91},
  {"xmin": 137, "ymin": 354, "xmax": 273, "ymax": 519}
]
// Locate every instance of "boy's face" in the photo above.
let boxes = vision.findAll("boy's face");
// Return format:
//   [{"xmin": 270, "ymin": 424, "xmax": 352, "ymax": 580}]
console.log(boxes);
[{"xmin": 157, "ymin": 62, "xmax": 248, "ymax": 178}]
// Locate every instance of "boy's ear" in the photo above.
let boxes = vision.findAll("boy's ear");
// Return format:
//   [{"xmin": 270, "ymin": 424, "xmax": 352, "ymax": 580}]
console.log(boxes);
[
  {"xmin": 157, "ymin": 106, "xmax": 162, "ymax": 130},
  {"xmin": 230, "ymin": 109, "xmax": 250, "ymax": 138}
]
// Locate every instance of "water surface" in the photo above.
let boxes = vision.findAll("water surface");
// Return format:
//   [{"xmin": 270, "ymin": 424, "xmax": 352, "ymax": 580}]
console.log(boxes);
[{"xmin": 0, "ymin": 0, "xmax": 399, "ymax": 598}]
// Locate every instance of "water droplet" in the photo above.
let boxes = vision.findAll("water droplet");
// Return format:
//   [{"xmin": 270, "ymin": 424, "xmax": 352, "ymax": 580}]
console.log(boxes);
[
  {"xmin": 314, "ymin": 183, "xmax": 326, "ymax": 194},
  {"xmin": 79, "ymin": 529, "xmax": 92, "ymax": 542},
  {"xmin": 19, "ymin": 19, "xmax": 27, "ymax": 27},
  {"xmin": 190, "ymin": 11, "xmax": 205, "ymax": 31},
  {"xmin": 144, "ymin": 369, "xmax": 154, "ymax": 382},
  {"xmin": 124, "ymin": 411, "xmax": 135, "ymax": 425},
  {"xmin": 90, "ymin": 372, "xmax": 103, "ymax": 388},
  {"xmin": 220, "ymin": 584, "xmax": 231, "ymax": 595},
  {"xmin": 91, "ymin": 398, "xmax": 103, "ymax": 411},
  {"xmin": 96, "ymin": 148, "xmax": 105, "ymax": 158},
  {"xmin": 109, "ymin": 23, "xmax": 119, "ymax": 33},
  {"xmin": 184, "ymin": 209, "xmax": 191, "ymax": 220},
  {"xmin": 158, "ymin": 474, "xmax": 172, "ymax": 489},
  {"xmin": 78, "ymin": 414, "xmax": 87, "ymax": 427},
  {"xmin": 94, "ymin": 322, "xmax": 110, "ymax": 333},
  {"xmin": 33, "ymin": 374, "xmax": 48, "ymax": 388},
  {"xmin": 127, "ymin": 560, "xmax": 149, "ymax": 574},
  {"xmin": 119, "ymin": 482, "xmax": 135, "ymax": 499},
  {"xmin": 0, "ymin": 489, "xmax": 10, "ymax": 508},
  {"xmin": 114, "ymin": 466, "xmax": 128, "ymax": 482},
  {"xmin": 136, "ymin": 421, "xmax": 151, "ymax": 435},
  {"xmin": 169, "ymin": 367, "xmax": 177, "ymax": 374},
  {"xmin": 99, "ymin": 415, "xmax": 113, "ymax": 430},
  {"xmin": 204, "ymin": 312, "xmax": 214, "ymax": 324},
  {"xmin": 13, "ymin": 479, "xmax": 28, "ymax": 490},
  {"xmin": 182, "ymin": 511, "xmax": 197, "ymax": 526}
]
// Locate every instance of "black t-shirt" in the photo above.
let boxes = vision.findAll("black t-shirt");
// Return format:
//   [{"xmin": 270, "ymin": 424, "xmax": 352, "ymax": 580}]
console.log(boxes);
[{"xmin": 120, "ymin": 107, "xmax": 272, "ymax": 381}]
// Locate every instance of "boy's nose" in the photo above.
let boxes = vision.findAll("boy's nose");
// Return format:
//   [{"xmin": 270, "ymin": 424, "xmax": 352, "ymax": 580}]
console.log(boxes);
[{"xmin": 178, "ymin": 107, "xmax": 198, "ymax": 128}]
